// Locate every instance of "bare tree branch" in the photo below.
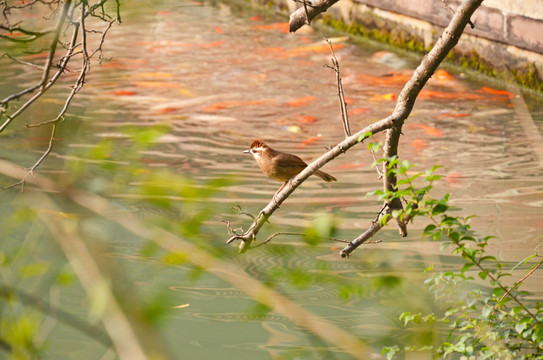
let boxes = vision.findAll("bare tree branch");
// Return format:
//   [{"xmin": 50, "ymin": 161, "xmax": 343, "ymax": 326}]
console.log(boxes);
[
  {"xmin": 378, "ymin": 0, "xmax": 482, "ymax": 242},
  {"xmin": 493, "ymin": 257, "xmax": 543, "ymax": 314},
  {"xmin": 289, "ymin": 0, "xmax": 340, "ymax": 33},
  {"xmin": 340, "ymin": 203, "xmax": 416, "ymax": 257},
  {"xmin": 0, "ymin": 52, "xmax": 45, "ymax": 70},
  {"xmin": 228, "ymin": 0, "xmax": 484, "ymax": 255},
  {"xmin": 442, "ymin": 0, "xmax": 475, "ymax": 28},
  {"xmin": 40, "ymin": 0, "xmax": 72, "ymax": 90},
  {"xmin": 323, "ymin": 37, "xmax": 351, "ymax": 137},
  {"xmin": 0, "ymin": 25, "xmax": 54, "ymax": 42},
  {"xmin": 2, "ymin": 122, "xmax": 58, "ymax": 191},
  {"xmin": 1, "ymin": 0, "xmax": 119, "ymax": 189},
  {"xmin": 0, "ymin": 2, "xmax": 78, "ymax": 127}
]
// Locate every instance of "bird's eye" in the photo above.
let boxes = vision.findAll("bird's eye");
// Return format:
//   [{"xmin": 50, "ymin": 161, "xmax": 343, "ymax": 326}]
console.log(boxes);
[{"xmin": 251, "ymin": 149, "xmax": 256, "ymax": 153}]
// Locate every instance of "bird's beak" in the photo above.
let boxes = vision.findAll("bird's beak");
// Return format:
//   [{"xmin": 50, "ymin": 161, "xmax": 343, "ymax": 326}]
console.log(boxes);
[{"xmin": 243, "ymin": 149, "xmax": 250, "ymax": 154}]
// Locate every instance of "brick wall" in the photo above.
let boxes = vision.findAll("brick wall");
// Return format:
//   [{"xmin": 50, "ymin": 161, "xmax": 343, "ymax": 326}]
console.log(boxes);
[
  {"xmin": 253, "ymin": 0, "xmax": 543, "ymax": 88},
  {"xmin": 355, "ymin": 0, "xmax": 543, "ymax": 54}
]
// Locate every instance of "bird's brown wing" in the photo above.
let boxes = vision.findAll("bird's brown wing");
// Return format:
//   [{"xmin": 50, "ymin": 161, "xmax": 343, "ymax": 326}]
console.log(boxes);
[
  {"xmin": 275, "ymin": 152, "xmax": 337, "ymax": 182},
  {"xmin": 265, "ymin": 151, "xmax": 306, "ymax": 182},
  {"xmin": 274, "ymin": 152, "xmax": 308, "ymax": 169}
]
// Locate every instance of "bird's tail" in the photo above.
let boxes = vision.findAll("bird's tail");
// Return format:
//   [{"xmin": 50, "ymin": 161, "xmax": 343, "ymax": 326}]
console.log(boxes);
[{"xmin": 314, "ymin": 169, "xmax": 337, "ymax": 182}]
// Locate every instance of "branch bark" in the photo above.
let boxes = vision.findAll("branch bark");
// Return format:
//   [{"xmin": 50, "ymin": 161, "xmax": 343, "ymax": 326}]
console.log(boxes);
[
  {"xmin": 289, "ymin": 0, "xmax": 340, "ymax": 33},
  {"xmin": 376, "ymin": 0, "xmax": 482, "ymax": 243}
]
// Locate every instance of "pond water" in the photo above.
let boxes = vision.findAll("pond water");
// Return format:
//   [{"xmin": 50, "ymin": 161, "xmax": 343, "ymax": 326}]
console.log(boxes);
[{"xmin": 1, "ymin": 0, "xmax": 543, "ymax": 359}]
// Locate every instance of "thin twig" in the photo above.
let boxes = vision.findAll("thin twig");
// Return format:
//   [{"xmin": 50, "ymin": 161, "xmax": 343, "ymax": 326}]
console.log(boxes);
[
  {"xmin": 254, "ymin": 232, "xmax": 303, "ymax": 248},
  {"xmin": 369, "ymin": 142, "xmax": 384, "ymax": 179},
  {"xmin": 0, "ymin": 52, "xmax": 45, "ymax": 70},
  {"xmin": 0, "ymin": 24, "xmax": 54, "ymax": 42},
  {"xmin": 2, "ymin": 1, "xmax": 119, "ymax": 189},
  {"xmin": 40, "ymin": 0, "xmax": 72, "ymax": 90},
  {"xmin": 340, "ymin": 220, "xmax": 385, "ymax": 258},
  {"xmin": 2, "ymin": 122, "xmax": 58, "ymax": 190},
  {"xmin": 252, "ymin": 232, "xmax": 352, "ymax": 249},
  {"xmin": 292, "ymin": 0, "xmax": 317, "ymax": 7},
  {"xmin": 221, "ymin": 220, "xmax": 245, "ymax": 238},
  {"xmin": 493, "ymin": 257, "xmax": 543, "ymax": 314},
  {"xmin": 323, "ymin": 37, "xmax": 351, "ymax": 137},
  {"xmin": 442, "ymin": 0, "xmax": 475, "ymax": 28},
  {"xmin": 230, "ymin": 204, "xmax": 256, "ymax": 221},
  {"xmin": 0, "ymin": 6, "xmax": 78, "ymax": 130},
  {"xmin": 302, "ymin": 0, "xmax": 310, "ymax": 26},
  {"xmin": 373, "ymin": 203, "xmax": 388, "ymax": 224}
]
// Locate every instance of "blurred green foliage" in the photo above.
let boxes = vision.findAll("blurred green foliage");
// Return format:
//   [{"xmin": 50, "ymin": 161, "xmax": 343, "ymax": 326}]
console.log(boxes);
[
  {"xmin": 303, "ymin": 212, "xmax": 338, "ymax": 246},
  {"xmin": 0, "ymin": 122, "xmax": 235, "ymax": 359}
]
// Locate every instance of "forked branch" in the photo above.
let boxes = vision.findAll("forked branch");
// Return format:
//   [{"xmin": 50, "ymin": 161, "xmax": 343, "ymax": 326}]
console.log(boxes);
[{"xmin": 227, "ymin": 0, "xmax": 483, "ymax": 255}]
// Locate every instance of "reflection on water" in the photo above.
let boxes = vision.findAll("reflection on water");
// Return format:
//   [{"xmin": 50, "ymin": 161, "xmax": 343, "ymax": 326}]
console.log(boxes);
[{"xmin": 1, "ymin": 0, "xmax": 543, "ymax": 358}]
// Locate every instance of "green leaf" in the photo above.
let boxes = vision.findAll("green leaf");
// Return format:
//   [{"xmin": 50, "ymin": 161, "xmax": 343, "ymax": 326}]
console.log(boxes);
[
  {"xmin": 367, "ymin": 141, "xmax": 382, "ymax": 152},
  {"xmin": 56, "ymin": 268, "xmax": 76, "ymax": 286},
  {"xmin": 479, "ymin": 255, "xmax": 497, "ymax": 263},
  {"xmin": 358, "ymin": 131, "xmax": 373, "ymax": 142},
  {"xmin": 423, "ymin": 224, "xmax": 437, "ymax": 235},
  {"xmin": 162, "ymin": 252, "xmax": 188, "ymax": 265},
  {"xmin": 511, "ymin": 254, "xmax": 537, "ymax": 271},
  {"xmin": 18, "ymin": 262, "xmax": 49, "ymax": 278},
  {"xmin": 461, "ymin": 263, "xmax": 473, "ymax": 275},
  {"xmin": 426, "ymin": 174, "xmax": 442, "ymax": 182},
  {"xmin": 396, "ymin": 178, "xmax": 412, "ymax": 187},
  {"xmin": 450, "ymin": 231, "xmax": 460, "ymax": 243},
  {"xmin": 304, "ymin": 213, "xmax": 337, "ymax": 246},
  {"xmin": 493, "ymin": 287, "xmax": 504, "ymax": 297},
  {"xmin": 424, "ymin": 264, "xmax": 434, "ymax": 273},
  {"xmin": 462, "ymin": 248, "xmax": 477, "ymax": 261},
  {"xmin": 399, "ymin": 311, "xmax": 421, "ymax": 326},
  {"xmin": 432, "ymin": 203, "xmax": 448, "ymax": 215},
  {"xmin": 382, "ymin": 345, "xmax": 400, "ymax": 360},
  {"xmin": 379, "ymin": 213, "xmax": 391, "ymax": 226},
  {"xmin": 515, "ymin": 321, "xmax": 528, "ymax": 334},
  {"xmin": 481, "ymin": 305, "xmax": 493, "ymax": 317},
  {"xmin": 407, "ymin": 172, "xmax": 423, "ymax": 182},
  {"xmin": 366, "ymin": 190, "xmax": 378, "ymax": 197},
  {"xmin": 391, "ymin": 209, "xmax": 403, "ymax": 219}
]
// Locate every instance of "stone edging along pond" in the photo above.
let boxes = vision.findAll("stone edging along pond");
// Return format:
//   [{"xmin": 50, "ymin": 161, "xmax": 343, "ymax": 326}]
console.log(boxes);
[{"xmin": 248, "ymin": 0, "xmax": 543, "ymax": 92}]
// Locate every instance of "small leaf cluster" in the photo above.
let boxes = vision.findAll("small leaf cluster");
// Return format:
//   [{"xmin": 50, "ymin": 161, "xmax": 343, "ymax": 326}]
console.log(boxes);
[{"xmin": 366, "ymin": 152, "xmax": 443, "ymax": 225}]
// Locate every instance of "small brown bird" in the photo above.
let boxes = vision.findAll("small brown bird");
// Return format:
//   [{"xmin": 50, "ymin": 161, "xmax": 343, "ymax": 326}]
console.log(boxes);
[{"xmin": 244, "ymin": 139, "xmax": 336, "ymax": 200}]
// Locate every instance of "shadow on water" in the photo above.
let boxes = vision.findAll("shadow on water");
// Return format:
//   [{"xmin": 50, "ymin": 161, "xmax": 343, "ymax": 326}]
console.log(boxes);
[{"xmin": 1, "ymin": 0, "xmax": 542, "ymax": 359}]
